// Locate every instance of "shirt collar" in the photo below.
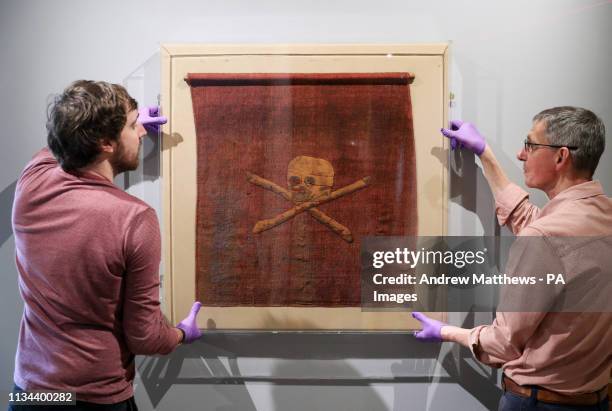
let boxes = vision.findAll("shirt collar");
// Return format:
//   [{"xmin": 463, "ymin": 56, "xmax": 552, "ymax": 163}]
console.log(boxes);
[{"xmin": 544, "ymin": 180, "xmax": 604, "ymax": 209}]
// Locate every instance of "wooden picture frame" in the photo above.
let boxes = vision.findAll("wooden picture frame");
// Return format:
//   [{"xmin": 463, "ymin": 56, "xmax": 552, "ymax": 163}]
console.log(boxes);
[{"xmin": 160, "ymin": 44, "xmax": 449, "ymax": 330}]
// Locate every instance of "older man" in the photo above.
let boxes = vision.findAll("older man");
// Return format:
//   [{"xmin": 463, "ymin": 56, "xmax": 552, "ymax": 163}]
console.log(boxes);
[
  {"xmin": 413, "ymin": 107, "xmax": 611, "ymax": 411},
  {"xmin": 10, "ymin": 80, "xmax": 202, "ymax": 411}
]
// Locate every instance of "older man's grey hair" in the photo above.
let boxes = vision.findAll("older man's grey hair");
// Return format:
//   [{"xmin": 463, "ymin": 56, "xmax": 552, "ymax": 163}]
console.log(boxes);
[{"xmin": 533, "ymin": 106, "xmax": 605, "ymax": 177}]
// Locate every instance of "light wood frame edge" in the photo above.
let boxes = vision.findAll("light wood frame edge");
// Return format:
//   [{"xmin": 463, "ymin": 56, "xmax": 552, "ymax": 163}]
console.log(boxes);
[{"xmin": 160, "ymin": 45, "xmax": 174, "ymax": 322}]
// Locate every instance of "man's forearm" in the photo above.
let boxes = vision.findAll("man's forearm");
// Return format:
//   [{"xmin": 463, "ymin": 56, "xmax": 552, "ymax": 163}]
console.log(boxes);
[
  {"xmin": 441, "ymin": 325, "xmax": 471, "ymax": 348},
  {"xmin": 479, "ymin": 145, "xmax": 511, "ymax": 198}
]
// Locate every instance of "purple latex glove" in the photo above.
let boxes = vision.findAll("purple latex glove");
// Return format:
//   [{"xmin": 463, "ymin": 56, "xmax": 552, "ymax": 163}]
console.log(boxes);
[
  {"xmin": 412, "ymin": 311, "xmax": 447, "ymax": 342},
  {"xmin": 440, "ymin": 120, "xmax": 486, "ymax": 155},
  {"xmin": 176, "ymin": 301, "xmax": 202, "ymax": 344},
  {"xmin": 138, "ymin": 106, "xmax": 167, "ymax": 134}
]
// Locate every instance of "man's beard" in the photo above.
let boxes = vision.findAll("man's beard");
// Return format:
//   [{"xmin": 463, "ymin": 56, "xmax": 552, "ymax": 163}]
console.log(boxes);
[{"xmin": 110, "ymin": 140, "xmax": 140, "ymax": 174}]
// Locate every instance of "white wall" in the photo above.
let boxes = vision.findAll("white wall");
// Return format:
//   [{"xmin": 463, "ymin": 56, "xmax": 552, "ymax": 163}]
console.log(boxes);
[{"xmin": 1, "ymin": 1, "xmax": 610, "ymax": 410}]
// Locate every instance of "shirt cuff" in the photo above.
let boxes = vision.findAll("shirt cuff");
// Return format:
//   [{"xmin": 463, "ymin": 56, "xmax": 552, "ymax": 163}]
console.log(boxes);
[
  {"xmin": 468, "ymin": 325, "xmax": 486, "ymax": 361},
  {"xmin": 495, "ymin": 183, "xmax": 529, "ymax": 227}
]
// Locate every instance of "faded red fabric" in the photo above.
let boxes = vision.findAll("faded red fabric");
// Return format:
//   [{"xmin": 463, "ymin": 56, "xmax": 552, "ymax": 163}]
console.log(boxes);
[{"xmin": 186, "ymin": 73, "xmax": 417, "ymax": 306}]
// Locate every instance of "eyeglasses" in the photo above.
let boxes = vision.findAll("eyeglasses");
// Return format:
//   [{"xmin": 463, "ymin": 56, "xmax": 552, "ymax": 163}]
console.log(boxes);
[{"xmin": 523, "ymin": 139, "xmax": 578, "ymax": 153}]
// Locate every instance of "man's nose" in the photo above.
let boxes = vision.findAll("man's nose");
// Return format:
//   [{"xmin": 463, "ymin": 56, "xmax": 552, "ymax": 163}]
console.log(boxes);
[{"xmin": 517, "ymin": 148, "xmax": 526, "ymax": 161}]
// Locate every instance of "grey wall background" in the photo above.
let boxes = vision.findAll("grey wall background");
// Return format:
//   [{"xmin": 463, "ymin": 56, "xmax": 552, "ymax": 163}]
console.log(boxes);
[{"xmin": 1, "ymin": 1, "xmax": 610, "ymax": 410}]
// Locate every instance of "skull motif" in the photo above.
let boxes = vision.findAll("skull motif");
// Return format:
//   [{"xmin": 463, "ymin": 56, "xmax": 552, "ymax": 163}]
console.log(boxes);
[{"xmin": 287, "ymin": 156, "xmax": 334, "ymax": 203}]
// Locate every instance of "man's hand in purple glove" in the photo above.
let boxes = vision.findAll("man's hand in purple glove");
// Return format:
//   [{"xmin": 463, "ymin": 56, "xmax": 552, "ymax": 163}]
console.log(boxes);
[
  {"xmin": 440, "ymin": 120, "xmax": 486, "ymax": 156},
  {"xmin": 138, "ymin": 106, "xmax": 167, "ymax": 134},
  {"xmin": 176, "ymin": 301, "xmax": 202, "ymax": 344},
  {"xmin": 412, "ymin": 311, "xmax": 447, "ymax": 342}
]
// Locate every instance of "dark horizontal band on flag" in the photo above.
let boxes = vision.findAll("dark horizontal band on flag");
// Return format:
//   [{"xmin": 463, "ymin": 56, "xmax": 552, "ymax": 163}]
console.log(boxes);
[{"xmin": 185, "ymin": 72, "xmax": 415, "ymax": 87}]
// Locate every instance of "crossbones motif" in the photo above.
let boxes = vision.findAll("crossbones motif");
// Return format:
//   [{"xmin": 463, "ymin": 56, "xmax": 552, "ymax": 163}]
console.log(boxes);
[{"xmin": 247, "ymin": 155, "xmax": 371, "ymax": 243}]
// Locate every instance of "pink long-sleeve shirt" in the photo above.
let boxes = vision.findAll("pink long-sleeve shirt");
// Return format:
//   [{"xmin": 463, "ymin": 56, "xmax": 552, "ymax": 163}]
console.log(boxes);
[
  {"xmin": 469, "ymin": 181, "xmax": 612, "ymax": 394},
  {"xmin": 12, "ymin": 149, "xmax": 179, "ymax": 404}
]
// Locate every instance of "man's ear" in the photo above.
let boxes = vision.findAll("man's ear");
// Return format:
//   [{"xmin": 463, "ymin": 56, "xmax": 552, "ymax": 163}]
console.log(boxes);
[
  {"xmin": 555, "ymin": 147, "xmax": 571, "ymax": 169},
  {"xmin": 99, "ymin": 138, "xmax": 116, "ymax": 154}
]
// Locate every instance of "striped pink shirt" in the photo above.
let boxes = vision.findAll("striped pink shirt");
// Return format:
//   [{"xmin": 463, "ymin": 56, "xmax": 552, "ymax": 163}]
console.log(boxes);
[{"xmin": 469, "ymin": 181, "xmax": 612, "ymax": 394}]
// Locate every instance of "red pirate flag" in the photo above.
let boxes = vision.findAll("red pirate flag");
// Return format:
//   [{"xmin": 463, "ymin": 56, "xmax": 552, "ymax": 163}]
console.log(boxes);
[{"xmin": 186, "ymin": 73, "xmax": 417, "ymax": 307}]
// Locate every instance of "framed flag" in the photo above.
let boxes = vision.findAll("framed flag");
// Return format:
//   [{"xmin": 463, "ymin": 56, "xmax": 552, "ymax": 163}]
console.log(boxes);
[{"xmin": 160, "ymin": 44, "xmax": 449, "ymax": 330}]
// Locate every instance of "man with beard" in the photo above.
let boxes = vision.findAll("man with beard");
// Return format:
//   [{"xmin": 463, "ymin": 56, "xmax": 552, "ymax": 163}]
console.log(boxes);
[
  {"xmin": 10, "ymin": 80, "xmax": 202, "ymax": 410},
  {"xmin": 412, "ymin": 107, "xmax": 610, "ymax": 411}
]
